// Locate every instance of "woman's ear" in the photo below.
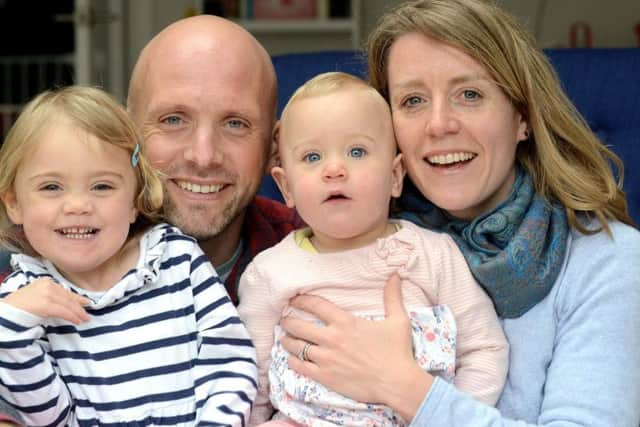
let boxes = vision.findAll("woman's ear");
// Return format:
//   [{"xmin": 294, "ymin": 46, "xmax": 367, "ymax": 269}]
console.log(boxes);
[
  {"xmin": 390, "ymin": 153, "xmax": 406, "ymax": 198},
  {"xmin": 266, "ymin": 121, "xmax": 282, "ymax": 172},
  {"xmin": 517, "ymin": 115, "xmax": 530, "ymax": 142},
  {"xmin": 271, "ymin": 166, "xmax": 295, "ymax": 208},
  {"xmin": 1, "ymin": 191, "xmax": 23, "ymax": 225}
]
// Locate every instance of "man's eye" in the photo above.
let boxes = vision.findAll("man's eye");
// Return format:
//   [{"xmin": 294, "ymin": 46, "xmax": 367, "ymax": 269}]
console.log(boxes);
[
  {"xmin": 303, "ymin": 152, "xmax": 321, "ymax": 163},
  {"xmin": 228, "ymin": 119, "xmax": 247, "ymax": 129},
  {"xmin": 162, "ymin": 116, "xmax": 183, "ymax": 126},
  {"xmin": 349, "ymin": 147, "xmax": 366, "ymax": 158}
]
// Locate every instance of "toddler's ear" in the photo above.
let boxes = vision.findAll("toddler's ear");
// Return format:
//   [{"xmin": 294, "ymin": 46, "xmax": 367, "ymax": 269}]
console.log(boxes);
[
  {"xmin": 390, "ymin": 153, "xmax": 406, "ymax": 198},
  {"xmin": 1, "ymin": 191, "xmax": 23, "ymax": 225},
  {"xmin": 271, "ymin": 166, "xmax": 295, "ymax": 209}
]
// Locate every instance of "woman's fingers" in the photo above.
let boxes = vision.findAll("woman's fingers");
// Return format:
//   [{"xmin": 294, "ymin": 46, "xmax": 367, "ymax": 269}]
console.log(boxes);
[{"xmin": 280, "ymin": 309, "xmax": 338, "ymax": 347}]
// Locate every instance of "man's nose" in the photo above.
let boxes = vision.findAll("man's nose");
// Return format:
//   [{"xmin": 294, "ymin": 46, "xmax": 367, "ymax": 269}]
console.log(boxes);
[{"xmin": 183, "ymin": 126, "xmax": 224, "ymax": 167}]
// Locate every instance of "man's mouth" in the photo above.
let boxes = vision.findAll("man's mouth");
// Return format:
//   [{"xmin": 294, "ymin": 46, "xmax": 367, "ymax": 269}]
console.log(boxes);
[
  {"xmin": 177, "ymin": 180, "xmax": 224, "ymax": 194},
  {"xmin": 56, "ymin": 227, "xmax": 98, "ymax": 239},
  {"xmin": 426, "ymin": 152, "xmax": 476, "ymax": 166}
]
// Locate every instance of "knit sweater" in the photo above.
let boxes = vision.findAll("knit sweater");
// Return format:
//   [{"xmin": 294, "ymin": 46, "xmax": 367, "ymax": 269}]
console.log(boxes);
[
  {"xmin": 0, "ymin": 224, "xmax": 257, "ymax": 427},
  {"xmin": 238, "ymin": 219, "xmax": 508, "ymax": 425},
  {"xmin": 411, "ymin": 220, "xmax": 640, "ymax": 426}
]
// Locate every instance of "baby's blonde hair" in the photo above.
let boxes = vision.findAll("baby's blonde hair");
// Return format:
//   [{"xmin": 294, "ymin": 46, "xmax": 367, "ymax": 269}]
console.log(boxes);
[
  {"xmin": 282, "ymin": 71, "xmax": 385, "ymax": 118},
  {"xmin": 0, "ymin": 85, "xmax": 164, "ymax": 254}
]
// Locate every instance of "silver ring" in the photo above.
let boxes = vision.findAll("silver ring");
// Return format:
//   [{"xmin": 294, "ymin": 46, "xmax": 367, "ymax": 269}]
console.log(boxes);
[{"xmin": 297, "ymin": 342, "xmax": 312, "ymax": 362}]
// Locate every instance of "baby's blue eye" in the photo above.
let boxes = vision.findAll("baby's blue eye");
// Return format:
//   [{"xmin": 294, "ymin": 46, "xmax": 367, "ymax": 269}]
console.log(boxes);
[
  {"xmin": 349, "ymin": 147, "xmax": 366, "ymax": 158},
  {"xmin": 303, "ymin": 152, "xmax": 321, "ymax": 163}
]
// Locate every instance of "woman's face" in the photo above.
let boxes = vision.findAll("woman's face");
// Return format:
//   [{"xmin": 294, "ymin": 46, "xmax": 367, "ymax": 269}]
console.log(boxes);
[{"xmin": 387, "ymin": 32, "xmax": 528, "ymax": 220}]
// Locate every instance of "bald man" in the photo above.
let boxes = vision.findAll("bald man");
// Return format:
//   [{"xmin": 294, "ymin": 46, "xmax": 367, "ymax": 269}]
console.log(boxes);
[{"xmin": 128, "ymin": 15, "xmax": 303, "ymax": 304}]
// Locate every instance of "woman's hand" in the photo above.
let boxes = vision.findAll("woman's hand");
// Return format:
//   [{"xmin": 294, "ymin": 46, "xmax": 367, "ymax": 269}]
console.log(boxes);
[
  {"xmin": 3, "ymin": 278, "xmax": 90, "ymax": 324},
  {"xmin": 280, "ymin": 274, "xmax": 433, "ymax": 421}
]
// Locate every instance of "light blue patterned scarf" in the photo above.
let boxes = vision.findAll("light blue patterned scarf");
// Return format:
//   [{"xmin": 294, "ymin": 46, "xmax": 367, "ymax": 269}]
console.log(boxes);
[{"xmin": 396, "ymin": 168, "xmax": 568, "ymax": 318}]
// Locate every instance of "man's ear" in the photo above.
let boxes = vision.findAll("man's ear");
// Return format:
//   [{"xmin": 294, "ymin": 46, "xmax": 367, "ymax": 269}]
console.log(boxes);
[
  {"xmin": 266, "ymin": 120, "xmax": 281, "ymax": 173},
  {"xmin": 1, "ymin": 191, "xmax": 23, "ymax": 225},
  {"xmin": 390, "ymin": 153, "xmax": 406, "ymax": 198},
  {"xmin": 271, "ymin": 166, "xmax": 295, "ymax": 208}
]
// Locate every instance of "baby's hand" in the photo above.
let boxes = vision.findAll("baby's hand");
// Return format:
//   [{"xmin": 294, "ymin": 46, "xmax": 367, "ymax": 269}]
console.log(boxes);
[{"xmin": 3, "ymin": 278, "xmax": 90, "ymax": 324}]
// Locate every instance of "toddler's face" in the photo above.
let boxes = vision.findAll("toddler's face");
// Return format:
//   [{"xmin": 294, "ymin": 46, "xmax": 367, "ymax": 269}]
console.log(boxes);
[
  {"xmin": 3, "ymin": 118, "xmax": 138, "ymax": 285},
  {"xmin": 273, "ymin": 87, "xmax": 404, "ymax": 250}
]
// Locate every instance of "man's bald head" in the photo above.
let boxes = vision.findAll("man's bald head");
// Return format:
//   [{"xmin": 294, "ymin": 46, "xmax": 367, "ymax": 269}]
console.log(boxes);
[{"xmin": 128, "ymin": 15, "xmax": 277, "ymax": 121}]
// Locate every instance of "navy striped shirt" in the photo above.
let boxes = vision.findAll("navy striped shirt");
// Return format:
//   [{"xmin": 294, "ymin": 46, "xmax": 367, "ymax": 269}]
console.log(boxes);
[{"xmin": 0, "ymin": 224, "xmax": 257, "ymax": 426}]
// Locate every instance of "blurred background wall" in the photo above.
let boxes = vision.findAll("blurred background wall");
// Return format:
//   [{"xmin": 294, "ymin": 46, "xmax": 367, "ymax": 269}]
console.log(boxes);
[{"xmin": 1, "ymin": 0, "xmax": 639, "ymax": 138}]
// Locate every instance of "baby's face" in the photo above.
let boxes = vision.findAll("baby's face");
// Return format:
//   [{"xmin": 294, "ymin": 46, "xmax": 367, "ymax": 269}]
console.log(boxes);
[{"xmin": 273, "ymin": 87, "xmax": 404, "ymax": 248}]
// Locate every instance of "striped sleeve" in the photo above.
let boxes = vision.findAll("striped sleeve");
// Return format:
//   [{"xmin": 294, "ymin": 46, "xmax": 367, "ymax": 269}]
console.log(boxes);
[
  {"xmin": 0, "ymin": 278, "xmax": 73, "ymax": 427},
  {"xmin": 189, "ymin": 242, "xmax": 258, "ymax": 427}
]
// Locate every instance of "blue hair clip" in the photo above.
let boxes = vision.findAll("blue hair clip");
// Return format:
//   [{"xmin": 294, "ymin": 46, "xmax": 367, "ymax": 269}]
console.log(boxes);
[{"xmin": 131, "ymin": 143, "xmax": 140, "ymax": 168}]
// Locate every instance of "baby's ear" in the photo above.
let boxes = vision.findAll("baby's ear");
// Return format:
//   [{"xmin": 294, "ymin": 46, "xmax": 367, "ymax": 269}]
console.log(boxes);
[
  {"xmin": 1, "ymin": 191, "xmax": 23, "ymax": 225},
  {"xmin": 390, "ymin": 153, "xmax": 406, "ymax": 198},
  {"xmin": 271, "ymin": 166, "xmax": 295, "ymax": 209},
  {"xmin": 266, "ymin": 121, "xmax": 282, "ymax": 172}
]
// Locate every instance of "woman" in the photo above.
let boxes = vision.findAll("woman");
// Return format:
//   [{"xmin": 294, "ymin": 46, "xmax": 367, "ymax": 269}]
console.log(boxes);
[{"xmin": 278, "ymin": 0, "xmax": 640, "ymax": 425}]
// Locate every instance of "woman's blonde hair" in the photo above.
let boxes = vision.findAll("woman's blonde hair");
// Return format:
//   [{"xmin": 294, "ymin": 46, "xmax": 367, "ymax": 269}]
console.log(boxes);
[
  {"xmin": 368, "ymin": 0, "xmax": 633, "ymax": 234},
  {"xmin": 0, "ymin": 85, "xmax": 164, "ymax": 254}
]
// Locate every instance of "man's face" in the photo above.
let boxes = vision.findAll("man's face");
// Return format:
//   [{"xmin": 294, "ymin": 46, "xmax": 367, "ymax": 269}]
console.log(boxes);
[{"xmin": 133, "ymin": 47, "xmax": 273, "ymax": 240}]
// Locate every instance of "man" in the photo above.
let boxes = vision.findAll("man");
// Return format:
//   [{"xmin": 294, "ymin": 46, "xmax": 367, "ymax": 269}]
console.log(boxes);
[{"xmin": 127, "ymin": 15, "xmax": 302, "ymax": 303}]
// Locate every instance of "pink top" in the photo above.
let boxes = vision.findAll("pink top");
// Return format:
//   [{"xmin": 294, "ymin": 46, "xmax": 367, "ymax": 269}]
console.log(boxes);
[{"xmin": 238, "ymin": 219, "xmax": 508, "ymax": 425}]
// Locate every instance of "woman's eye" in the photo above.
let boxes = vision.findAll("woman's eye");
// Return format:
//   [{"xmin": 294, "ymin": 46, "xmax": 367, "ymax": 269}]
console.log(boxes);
[
  {"xmin": 403, "ymin": 96, "xmax": 423, "ymax": 107},
  {"xmin": 303, "ymin": 152, "xmax": 321, "ymax": 163},
  {"xmin": 349, "ymin": 147, "xmax": 366, "ymax": 158}
]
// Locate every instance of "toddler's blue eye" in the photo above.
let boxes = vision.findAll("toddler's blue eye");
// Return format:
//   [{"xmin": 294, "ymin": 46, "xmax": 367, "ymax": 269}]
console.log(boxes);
[
  {"xmin": 349, "ymin": 147, "xmax": 366, "ymax": 158},
  {"xmin": 303, "ymin": 152, "xmax": 321, "ymax": 163},
  {"xmin": 93, "ymin": 183, "xmax": 114, "ymax": 191},
  {"xmin": 41, "ymin": 183, "xmax": 61, "ymax": 191}
]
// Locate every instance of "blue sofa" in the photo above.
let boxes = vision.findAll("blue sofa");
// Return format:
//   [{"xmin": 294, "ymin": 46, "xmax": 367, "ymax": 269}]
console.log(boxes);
[{"xmin": 260, "ymin": 48, "xmax": 640, "ymax": 225}]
